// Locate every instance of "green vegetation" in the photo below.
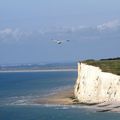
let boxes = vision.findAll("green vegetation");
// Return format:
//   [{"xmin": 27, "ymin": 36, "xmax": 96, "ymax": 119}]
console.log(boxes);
[{"xmin": 82, "ymin": 58, "xmax": 120, "ymax": 75}]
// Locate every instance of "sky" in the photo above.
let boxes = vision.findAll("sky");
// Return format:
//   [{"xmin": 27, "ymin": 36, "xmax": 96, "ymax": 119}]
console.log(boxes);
[{"xmin": 0, "ymin": 0, "xmax": 120, "ymax": 64}]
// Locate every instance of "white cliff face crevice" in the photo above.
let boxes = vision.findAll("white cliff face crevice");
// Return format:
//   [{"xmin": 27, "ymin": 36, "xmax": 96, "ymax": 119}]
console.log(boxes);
[{"xmin": 74, "ymin": 63, "xmax": 120, "ymax": 103}]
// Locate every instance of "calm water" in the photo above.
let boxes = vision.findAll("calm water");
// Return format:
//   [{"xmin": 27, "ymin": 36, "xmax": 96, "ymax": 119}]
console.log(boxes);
[{"xmin": 0, "ymin": 71, "xmax": 120, "ymax": 120}]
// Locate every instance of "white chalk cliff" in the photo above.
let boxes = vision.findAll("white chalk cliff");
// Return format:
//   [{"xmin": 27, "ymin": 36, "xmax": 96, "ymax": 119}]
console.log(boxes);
[{"xmin": 74, "ymin": 63, "xmax": 120, "ymax": 103}]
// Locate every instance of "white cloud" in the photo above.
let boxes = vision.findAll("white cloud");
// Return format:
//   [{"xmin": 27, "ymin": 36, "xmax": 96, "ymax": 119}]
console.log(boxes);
[
  {"xmin": 97, "ymin": 20, "xmax": 120, "ymax": 30},
  {"xmin": 0, "ymin": 20, "xmax": 120, "ymax": 44},
  {"xmin": 0, "ymin": 28, "xmax": 26, "ymax": 42},
  {"xmin": 0, "ymin": 28, "xmax": 13, "ymax": 34}
]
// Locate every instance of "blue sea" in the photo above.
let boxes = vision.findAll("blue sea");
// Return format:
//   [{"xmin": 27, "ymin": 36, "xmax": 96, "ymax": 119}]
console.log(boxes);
[{"xmin": 0, "ymin": 71, "xmax": 120, "ymax": 120}]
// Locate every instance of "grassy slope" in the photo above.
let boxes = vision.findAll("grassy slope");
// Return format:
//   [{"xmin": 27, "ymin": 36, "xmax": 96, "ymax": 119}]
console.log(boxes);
[{"xmin": 82, "ymin": 59, "xmax": 120, "ymax": 75}]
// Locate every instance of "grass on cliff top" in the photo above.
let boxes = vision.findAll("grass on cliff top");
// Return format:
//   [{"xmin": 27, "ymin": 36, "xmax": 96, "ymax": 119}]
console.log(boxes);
[{"xmin": 82, "ymin": 58, "xmax": 120, "ymax": 75}]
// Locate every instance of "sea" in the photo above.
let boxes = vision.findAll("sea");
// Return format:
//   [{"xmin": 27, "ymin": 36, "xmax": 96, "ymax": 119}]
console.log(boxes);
[{"xmin": 0, "ymin": 70, "xmax": 120, "ymax": 120}]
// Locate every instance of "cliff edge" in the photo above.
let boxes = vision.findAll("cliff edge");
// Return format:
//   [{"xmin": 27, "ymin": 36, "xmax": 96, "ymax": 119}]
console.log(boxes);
[{"xmin": 74, "ymin": 63, "xmax": 120, "ymax": 104}]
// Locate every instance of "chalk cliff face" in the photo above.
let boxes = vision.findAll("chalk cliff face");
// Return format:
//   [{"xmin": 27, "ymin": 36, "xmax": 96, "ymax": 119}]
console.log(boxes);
[{"xmin": 74, "ymin": 63, "xmax": 120, "ymax": 103}]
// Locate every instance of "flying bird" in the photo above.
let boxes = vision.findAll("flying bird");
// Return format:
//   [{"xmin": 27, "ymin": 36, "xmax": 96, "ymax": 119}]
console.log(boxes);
[
  {"xmin": 66, "ymin": 40, "xmax": 70, "ymax": 42},
  {"xmin": 52, "ymin": 40, "xmax": 63, "ymax": 44},
  {"xmin": 52, "ymin": 39, "xmax": 70, "ymax": 45}
]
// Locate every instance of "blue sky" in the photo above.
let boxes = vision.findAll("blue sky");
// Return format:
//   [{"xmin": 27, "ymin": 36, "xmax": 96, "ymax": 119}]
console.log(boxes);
[{"xmin": 0, "ymin": 0, "xmax": 120, "ymax": 64}]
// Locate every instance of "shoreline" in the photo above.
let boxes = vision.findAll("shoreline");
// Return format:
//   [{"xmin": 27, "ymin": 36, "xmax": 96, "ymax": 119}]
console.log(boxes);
[
  {"xmin": 0, "ymin": 69, "xmax": 77, "ymax": 73},
  {"xmin": 34, "ymin": 87, "xmax": 120, "ymax": 113},
  {"xmin": 34, "ymin": 88, "xmax": 76, "ymax": 105}
]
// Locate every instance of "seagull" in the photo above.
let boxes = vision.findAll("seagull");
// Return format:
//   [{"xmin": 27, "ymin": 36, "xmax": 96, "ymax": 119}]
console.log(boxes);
[
  {"xmin": 52, "ymin": 40, "xmax": 63, "ymax": 45},
  {"xmin": 66, "ymin": 40, "xmax": 70, "ymax": 42},
  {"xmin": 52, "ymin": 39, "xmax": 70, "ymax": 45}
]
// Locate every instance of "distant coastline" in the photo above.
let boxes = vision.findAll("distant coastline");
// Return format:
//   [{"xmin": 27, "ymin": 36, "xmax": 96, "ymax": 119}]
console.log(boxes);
[
  {"xmin": 0, "ymin": 68, "xmax": 77, "ymax": 73},
  {"xmin": 0, "ymin": 62, "xmax": 77, "ymax": 73}
]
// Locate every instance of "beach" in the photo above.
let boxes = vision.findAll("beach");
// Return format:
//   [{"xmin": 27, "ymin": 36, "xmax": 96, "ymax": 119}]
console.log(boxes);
[
  {"xmin": 34, "ymin": 87, "xmax": 76, "ymax": 105},
  {"xmin": 34, "ymin": 87, "xmax": 120, "ymax": 113}
]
